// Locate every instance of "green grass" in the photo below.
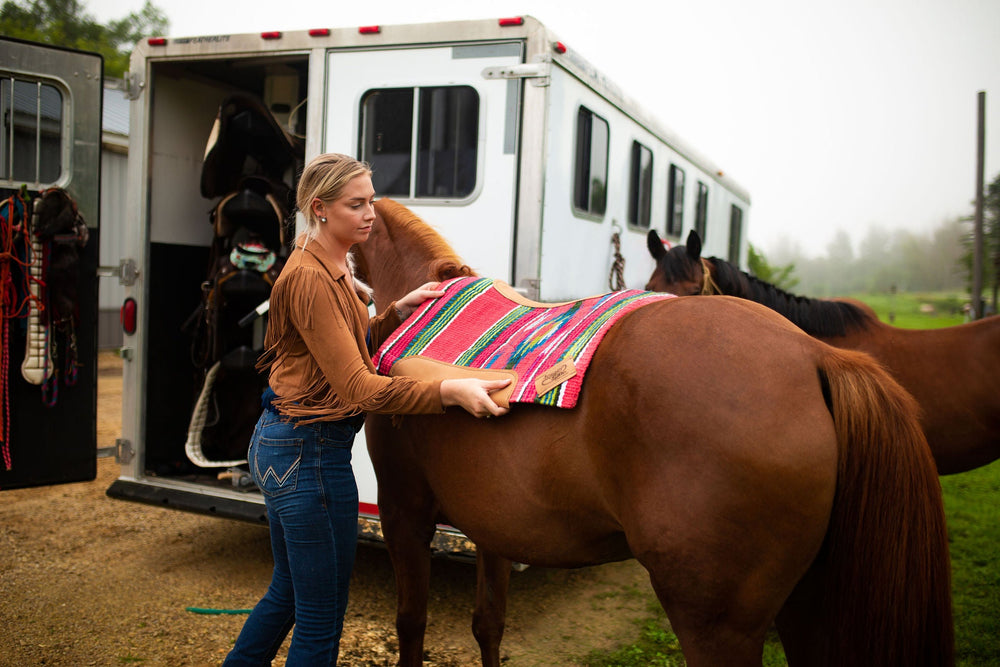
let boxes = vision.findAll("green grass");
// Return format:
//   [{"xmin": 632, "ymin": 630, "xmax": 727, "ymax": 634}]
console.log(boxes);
[
  {"xmin": 578, "ymin": 606, "xmax": 787, "ymax": 666},
  {"xmin": 843, "ymin": 290, "xmax": 968, "ymax": 328},
  {"xmin": 941, "ymin": 460, "xmax": 1000, "ymax": 666},
  {"xmin": 581, "ymin": 291, "xmax": 999, "ymax": 666}
]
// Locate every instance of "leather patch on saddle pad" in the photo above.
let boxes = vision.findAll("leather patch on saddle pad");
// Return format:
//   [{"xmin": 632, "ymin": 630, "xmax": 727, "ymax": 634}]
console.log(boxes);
[
  {"xmin": 390, "ymin": 356, "xmax": 517, "ymax": 409},
  {"xmin": 534, "ymin": 358, "xmax": 577, "ymax": 397},
  {"xmin": 374, "ymin": 277, "xmax": 673, "ymax": 409}
]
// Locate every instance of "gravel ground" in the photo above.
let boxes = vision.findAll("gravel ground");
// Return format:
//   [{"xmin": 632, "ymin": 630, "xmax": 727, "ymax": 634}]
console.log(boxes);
[{"xmin": 0, "ymin": 352, "xmax": 656, "ymax": 666}]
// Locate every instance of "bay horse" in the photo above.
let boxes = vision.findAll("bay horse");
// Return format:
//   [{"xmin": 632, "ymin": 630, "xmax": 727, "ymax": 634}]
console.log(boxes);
[
  {"xmin": 646, "ymin": 228, "xmax": 1000, "ymax": 475},
  {"xmin": 353, "ymin": 199, "xmax": 952, "ymax": 667}
]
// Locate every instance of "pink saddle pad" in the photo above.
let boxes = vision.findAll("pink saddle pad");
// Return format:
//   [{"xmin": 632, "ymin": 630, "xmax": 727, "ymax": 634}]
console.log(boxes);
[{"xmin": 374, "ymin": 277, "xmax": 673, "ymax": 408}]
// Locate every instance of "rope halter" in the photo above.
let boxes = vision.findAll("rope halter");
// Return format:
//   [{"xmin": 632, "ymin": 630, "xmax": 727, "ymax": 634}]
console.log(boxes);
[{"xmin": 700, "ymin": 258, "xmax": 722, "ymax": 295}]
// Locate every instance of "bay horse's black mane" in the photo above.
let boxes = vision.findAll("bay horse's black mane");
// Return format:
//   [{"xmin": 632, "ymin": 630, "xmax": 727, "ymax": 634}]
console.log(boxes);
[{"xmin": 703, "ymin": 255, "xmax": 875, "ymax": 338}]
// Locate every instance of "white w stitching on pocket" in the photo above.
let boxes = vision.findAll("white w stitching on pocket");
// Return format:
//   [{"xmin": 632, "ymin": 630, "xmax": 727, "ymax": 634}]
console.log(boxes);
[{"xmin": 256, "ymin": 455, "xmax": 301, "ymax": 486}]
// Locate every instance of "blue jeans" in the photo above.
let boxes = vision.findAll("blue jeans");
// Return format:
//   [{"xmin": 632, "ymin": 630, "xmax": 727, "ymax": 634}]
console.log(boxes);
[{"xmin": 223, "ymin": 408, "xmax": 362, "ymax": 666}]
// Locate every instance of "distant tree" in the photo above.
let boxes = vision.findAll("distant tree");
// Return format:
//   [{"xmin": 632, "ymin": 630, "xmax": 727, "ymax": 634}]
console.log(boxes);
[
  {"xmin": 825, "ymin": 228, "xmax": 856, "ymax": 267},
  {"xmin": 960, "ymin": 171, "xmax": 1000, "ymax": 313},
  {"xmin": 747, "ymin": 243, "xmax": 798, "ymax": 291},
  {"xmin": 857, "ymin": 226, "xmax": 894, "ymax": 291},
  {"xmin": 0, "ymin": 0, "xmax": 168, "ymax": 78},
  {"xmin": 990, "ymin": 174, "xmax": 1000, "ymax": 311},
  {"xmin": 806, "ymin": 229, "xmax": 857, "ymax": 296}
]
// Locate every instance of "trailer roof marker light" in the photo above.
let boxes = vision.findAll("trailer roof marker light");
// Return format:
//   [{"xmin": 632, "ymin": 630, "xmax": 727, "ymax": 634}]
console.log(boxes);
[
  {"xmin": 147, "ymin": 37, "xmax": 167, "ymax": 46},
  {"xmin": 553, "ymin": 41, "xmax": 567, "ymax": 54},
  {"xmin": 308, "ymin": 28, "xmax": 331, "ymax": 37},
  {"xmin": 358, "ymin": 25, "xmax": 381, "ymax": 34},
  {"xmin": 499, "ymin": 17, "xmax": 525, "ymax": 27},
  {"xmin": 260, "ymin": 31, "xmax": 282, "ymax": 40},
  {"xmin": 121, "ymin": 298, "xmax": 137, "ymax": 336}
]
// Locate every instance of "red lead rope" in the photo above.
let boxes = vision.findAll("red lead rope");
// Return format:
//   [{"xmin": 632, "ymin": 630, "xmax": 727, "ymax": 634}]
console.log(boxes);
[
  {"xmin": 0, "ymin": 193, "xmax": 24, "ymax": 471},
  {"xmin": 1, "ymin": 312, "xmax": 9, "ymax": 471},
  {"xmin": 0, "ymin": 193, "xmax": 45, "ymax": 471}
]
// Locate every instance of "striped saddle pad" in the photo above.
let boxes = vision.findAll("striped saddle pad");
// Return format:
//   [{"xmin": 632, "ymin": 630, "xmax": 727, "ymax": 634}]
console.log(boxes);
[{"xmin": 374, "ymin": 277, "xmax": 673, "ymax": 408}]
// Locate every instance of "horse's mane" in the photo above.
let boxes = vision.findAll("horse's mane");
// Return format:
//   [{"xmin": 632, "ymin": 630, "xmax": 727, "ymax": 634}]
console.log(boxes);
[
  {"xmin": 705, "ymin": 255, "xmax": 875, "ymax": 337},
  {"xmin": 375, "ymin": 198, "xmax": 476, "ymax": 281}
]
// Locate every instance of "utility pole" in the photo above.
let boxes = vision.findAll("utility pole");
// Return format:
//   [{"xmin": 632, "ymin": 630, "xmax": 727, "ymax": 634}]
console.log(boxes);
[
  {"xmin": 973, "ymin": 91, "xmax": 986, "ymax": 319},
  {"xmin": 972, "ymin": 90, "xmax": 986, "ymax": 320}
]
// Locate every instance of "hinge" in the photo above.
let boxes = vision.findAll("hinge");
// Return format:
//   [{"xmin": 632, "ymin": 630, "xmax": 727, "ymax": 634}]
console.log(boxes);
[
  {"xmin": 482, "ymin": 60, "xmax": 551, "ymax": 87},
  {"xmin": 97, "ymin": 258, "xmax": 139, "ymax": 286},
  {"xmin": 115, "ymin": 438, "xmax": 134, "ymax": 464},
  {"xmin": 123, "ymin": 72, "xmax": 144, "ymax": 100}
]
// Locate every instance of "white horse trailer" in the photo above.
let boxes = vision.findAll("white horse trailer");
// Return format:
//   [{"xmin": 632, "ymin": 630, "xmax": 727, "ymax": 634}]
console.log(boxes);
[{"xmin": 3, "ymin": 18, "xmax": 750, "ymax": 558}]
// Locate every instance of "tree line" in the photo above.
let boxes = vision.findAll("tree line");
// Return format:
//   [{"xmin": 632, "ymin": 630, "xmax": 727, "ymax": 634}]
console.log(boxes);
[
  {"xmin": 753, "ymin": 172, "xmax": 1000, "ymax": 308},
  {"xmin": 1, "ymin": 0, "xmax": 168, "ymax": 78}
]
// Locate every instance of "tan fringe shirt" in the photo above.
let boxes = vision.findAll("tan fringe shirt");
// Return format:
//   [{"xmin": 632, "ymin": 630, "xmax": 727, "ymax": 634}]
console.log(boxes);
[{"xmin": 258, "ymin": 234, "xmax": 443, "ymax": 422}]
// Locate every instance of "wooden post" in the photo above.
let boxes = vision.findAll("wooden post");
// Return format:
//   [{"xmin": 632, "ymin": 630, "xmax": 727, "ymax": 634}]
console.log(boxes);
[{"xmin": 973, "ymin": 91, "xmax": 986, "ymax": 319}]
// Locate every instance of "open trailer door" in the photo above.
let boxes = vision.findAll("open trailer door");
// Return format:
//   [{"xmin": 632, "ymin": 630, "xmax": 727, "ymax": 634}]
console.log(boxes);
[{"xmin": 0, "ymin": 38, "xmax": 102, "ymax": 489}]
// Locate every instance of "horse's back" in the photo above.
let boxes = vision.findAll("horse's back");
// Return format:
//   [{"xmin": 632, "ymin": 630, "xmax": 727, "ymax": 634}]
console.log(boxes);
[
  {"xmin": 380, "ymin": 295, "xmax": 841, "ymax": 572},
  {"xmin": 822, "ymin": 310, "xmax": 1000, "ymax": 474},
  {"xmin": 588, "ymin": 294, "xmax": 841, "ymax": 537}
]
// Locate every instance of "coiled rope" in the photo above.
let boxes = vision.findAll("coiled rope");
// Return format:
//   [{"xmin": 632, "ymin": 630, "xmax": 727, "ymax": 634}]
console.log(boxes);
[{"xmin": 609, "ymin": 228, "xmax": 626, "ymax": 292}]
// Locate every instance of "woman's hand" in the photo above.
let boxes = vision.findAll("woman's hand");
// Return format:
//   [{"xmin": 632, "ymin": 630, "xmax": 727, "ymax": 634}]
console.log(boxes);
[
  {"xmin": 394, "ymin": 282, "xmax": 445, "ymax": 320},
  {"xmin": 440, "ymin": 378, "xmax": 512, "ymax": 419}
]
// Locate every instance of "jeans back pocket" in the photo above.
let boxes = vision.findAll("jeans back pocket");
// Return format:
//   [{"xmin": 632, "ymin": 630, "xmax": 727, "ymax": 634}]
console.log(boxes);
[{"xmin": 251, "ymin": 436, "xmax": 303, "ymax": 498}]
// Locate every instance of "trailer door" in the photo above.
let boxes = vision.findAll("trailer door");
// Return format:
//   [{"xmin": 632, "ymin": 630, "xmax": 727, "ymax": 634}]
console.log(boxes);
[
  {"xmin": 325, "ymin": 42, "xmax": 523, "ymax": 282},
  {"xmin": 0, "ymin": 39, "xmax": 102, "ymax": 489}
]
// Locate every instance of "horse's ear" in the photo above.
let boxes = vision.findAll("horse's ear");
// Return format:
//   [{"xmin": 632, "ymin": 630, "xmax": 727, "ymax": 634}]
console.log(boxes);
[
  {"xmin": 646, "ymin": 229, "xmax": 667, "ymax": 260},
  {"xmin": 685, "ymin": 230, "xmax": 702, "ymax": 261}
]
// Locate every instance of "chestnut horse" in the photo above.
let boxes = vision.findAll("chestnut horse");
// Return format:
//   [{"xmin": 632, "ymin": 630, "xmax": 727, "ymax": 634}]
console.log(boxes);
[
  {"xmin": 354, "ymin": 199, "xmax": 952, "ymax": 667},
  {"xmin": 646, "ymin": 228, "xmax": 1000, "ymax": 475}
]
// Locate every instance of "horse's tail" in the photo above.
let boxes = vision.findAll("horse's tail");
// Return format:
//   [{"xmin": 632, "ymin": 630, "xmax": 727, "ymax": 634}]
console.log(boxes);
[{"xmin": 818, "ymin": 348, "xmax": 953, "ymax": 666}]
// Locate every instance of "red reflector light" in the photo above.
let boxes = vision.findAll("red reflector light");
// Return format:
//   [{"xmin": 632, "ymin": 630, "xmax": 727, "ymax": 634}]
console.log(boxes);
[
  {"xmin": 147, "ymin": 37, "xmax": 167, "ymax": 46},
  {"xmin": 308, "ymin": 28, "xmax": 331, "ymax": 37},
  {"xmin": 260, "ymin": 31, "xmax": 282, "ymax": 40},
  {"xmin": 358, "ymin": 501, "xmax": 380, "ymax": 517},
  {"xmin": 120, "ymin": 298, "xmax": 137, "ymax": 336},
  {"xmin": 553, "ymin": 41, "xmax": 567, "ymax": 54},
  {"xmin": 498, "ymin": 17, "xmax": 524, "ymax": 27},
  {"xmin": 358, "ymin": 25, "xmax": 381, "ymax": 34}
]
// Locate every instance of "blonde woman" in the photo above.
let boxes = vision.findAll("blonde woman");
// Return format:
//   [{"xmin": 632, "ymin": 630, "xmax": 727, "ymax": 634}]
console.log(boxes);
[{"xmin": 224, "ymin": 153, "xmax": 508, "ymax": 665}]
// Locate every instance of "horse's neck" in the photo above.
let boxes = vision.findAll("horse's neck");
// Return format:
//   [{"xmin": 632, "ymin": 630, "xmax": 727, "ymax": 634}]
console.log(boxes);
[
  {"xmin": 367, "ymin": 241, "xmax": 433, "ymax": 312},
  {"xmin": 367, "ymin": 203, "xmax": 472, "ymax": 309},
  {"xmin": 708, "ymin": 257, "xmax": 873, "ymax": 338},
  {"xmin": 708, "ymin": 257, "xmax": 778, "ymax": 303}
]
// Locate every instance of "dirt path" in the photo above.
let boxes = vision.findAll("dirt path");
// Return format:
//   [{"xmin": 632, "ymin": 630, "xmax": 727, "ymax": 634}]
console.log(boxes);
[{"xmin": 0, "ymin": 352, "xmax": 656, "ymax": 666}]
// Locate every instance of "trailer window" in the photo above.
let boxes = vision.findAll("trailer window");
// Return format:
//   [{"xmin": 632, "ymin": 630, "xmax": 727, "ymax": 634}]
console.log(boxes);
[
  {"xmin": 573, "ymin": 107, "xmax": 608, "ymax": 216},
  {"xmin": 360, "ymin": 85, "xmax": 479, "ymax": 200},
  {"xmin": 627, "ymin": 141, "xmax": 653, "ymax": 228},
  {"xmin": 0, "ymin": 77, "xmax": 64, "ymax": 185},
  {"xmin": 694, "ymin": 181, "xmax": 709, "ymax": 242},
  {"xmin": 729, "ymin": 204, "xmax": 744, "ymax": 263},
  {"xmin": 666, "ymin": 163, "xmax": 685, "ymax": 237}
]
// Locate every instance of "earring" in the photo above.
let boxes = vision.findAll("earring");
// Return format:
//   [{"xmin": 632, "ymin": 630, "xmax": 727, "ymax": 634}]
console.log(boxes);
[{"xmin": 320, "ymin": 217, "xmax": 327, "ymax": 223}]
